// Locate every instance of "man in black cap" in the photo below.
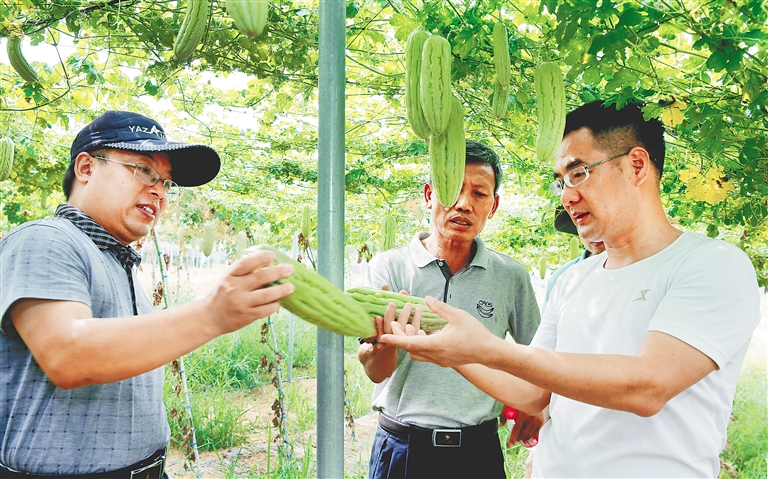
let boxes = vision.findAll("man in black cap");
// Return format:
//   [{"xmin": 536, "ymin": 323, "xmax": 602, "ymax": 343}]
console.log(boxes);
[{"xmin": 0, "ymin": 111, "xmax": 295, "ymax": 477}]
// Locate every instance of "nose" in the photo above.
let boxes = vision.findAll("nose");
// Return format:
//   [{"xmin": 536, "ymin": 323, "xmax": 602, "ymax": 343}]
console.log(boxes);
[
  {"xmin": 453, "ymin": 186, "xmax": 471, "ymax": 211},
  {"xmin": 560, "ymin": 182, "xmax": 580, "ymax": 209},
  {"xmin": 148, "ymin": 180, "xmax": 166, "ymax": 201}
]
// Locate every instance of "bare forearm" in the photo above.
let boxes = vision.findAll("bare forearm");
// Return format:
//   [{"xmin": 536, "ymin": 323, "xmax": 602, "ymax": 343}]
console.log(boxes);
[
  {"xmin": 12, "ymin": 250, "xmax": 294, "ymax": 388},
  {"xmin": 482, "ymin": 335, "xmax": 714, "ymax": 417},
  {"xmin": 358, "ymin": 344, "xmax": 398, "ymax": 383},
  {"xmin": 454, "ymin": 363, "xmax": 550, "ymax": 415},
  {"xmin": 23, "ymin": 300, "xmax": 225, "ymax": 388},
  {"xmin": 381, "ymin": 298, "xmax": 717, "ymax": 417},
  {"xmin": 487, "ymin": 345, "xmax": 649, "ymax": 414}
]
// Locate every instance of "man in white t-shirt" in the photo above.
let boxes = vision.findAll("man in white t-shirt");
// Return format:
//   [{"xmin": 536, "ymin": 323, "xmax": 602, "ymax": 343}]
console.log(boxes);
[{"xmin": 380, "ymin": 100, "xmax": 761, "ymax": 478}]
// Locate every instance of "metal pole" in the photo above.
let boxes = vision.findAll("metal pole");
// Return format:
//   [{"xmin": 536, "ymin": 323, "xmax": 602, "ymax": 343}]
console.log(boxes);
[{"xmin": 317, "ymin": 0, "xmax": 346, "ymax": 476}]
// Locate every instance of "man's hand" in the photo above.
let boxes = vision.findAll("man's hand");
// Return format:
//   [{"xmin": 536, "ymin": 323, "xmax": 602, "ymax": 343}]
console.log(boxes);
[
  {"xmin": 360, "ymin": 286, "xmax": 423, "ymax": 351},
  {"xmin": 380, "ymin": 296, "xmax": 497, "ymax": 368},
  {"xmin": 365, "ymin": 301, "xmax": 423, "ymax": 351},
  {"xmin": 358, "ymin": 287, "xmax": 423, "ymax": 383},
  {"xmin": 204, "ymin": 250, "xmax": 295, "ymax": 335},
  {"xmin": 506, "ymin": 410, "xmax": 544, "ymax": 447}
]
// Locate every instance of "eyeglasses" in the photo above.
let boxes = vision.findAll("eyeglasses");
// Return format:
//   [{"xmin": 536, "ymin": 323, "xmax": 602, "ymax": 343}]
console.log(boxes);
[
  {"xmin": 549, "ymin": 149, "xmax": 633, "ymax": 196},
  {"xmin": 93, "ymin": 156, "xmax": 180, "ymax": 201}
]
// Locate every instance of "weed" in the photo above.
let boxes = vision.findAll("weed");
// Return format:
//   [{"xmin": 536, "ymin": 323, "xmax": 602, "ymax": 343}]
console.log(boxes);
[{"xmin": 719, "ymin": 365, "xmax": 767, "ymax": 478}]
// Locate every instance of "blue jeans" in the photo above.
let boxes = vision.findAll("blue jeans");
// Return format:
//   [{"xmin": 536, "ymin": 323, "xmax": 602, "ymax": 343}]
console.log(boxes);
[{"xmin": 368, "ymin": 425, "xmax": 506, "ymax": 479}]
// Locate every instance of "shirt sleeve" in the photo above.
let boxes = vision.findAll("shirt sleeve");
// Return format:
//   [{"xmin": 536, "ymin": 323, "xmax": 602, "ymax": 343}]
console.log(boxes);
[
  {"xmin": 648, "ymin": 240, "xmax": 761, "ymax": 367},
  {"xmin": 364, "ymin": 255, "xmax": 395, "ymax": 291},
  {"xmin": 530, "ymin": 280, "xmax": 560, "ymax": 351},
  {"xmin": 1, "ymin": 223, "xmax": 92, "ymax": 334},
  {"xmin": 509, "ymin": 268, "xmax": 541, "ymax": 346}
]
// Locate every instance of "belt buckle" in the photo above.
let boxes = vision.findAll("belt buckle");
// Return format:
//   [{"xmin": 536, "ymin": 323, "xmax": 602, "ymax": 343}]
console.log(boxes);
[
  {"xmin": 432, "ymin": 428, "xmax": 461, "ymax": 447},
  {"xmin": 129, "ymin": 456, "xmax": 165, "ymax": 479}
]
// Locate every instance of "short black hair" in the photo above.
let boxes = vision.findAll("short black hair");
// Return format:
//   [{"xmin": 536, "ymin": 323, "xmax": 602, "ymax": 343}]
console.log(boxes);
[
  {"xmin": 465, "ymin": 140, "xmax": 503, "ymax": 194},
  {"xmin": 564, "ymin": 100, "xmax": 665, "ymax": 176}
]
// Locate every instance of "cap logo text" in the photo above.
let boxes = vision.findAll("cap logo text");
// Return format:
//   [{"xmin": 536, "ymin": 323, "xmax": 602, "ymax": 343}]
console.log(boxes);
[{"xmin": 128, "ymin": 125, "xmax": 166, "ymax": 139}]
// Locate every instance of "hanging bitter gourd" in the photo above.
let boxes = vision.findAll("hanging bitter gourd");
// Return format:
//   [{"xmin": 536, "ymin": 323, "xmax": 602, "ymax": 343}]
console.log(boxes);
[
  {"xmin": 380, "ymin": 214, "xmax": 396, "ymax": 252},
  {"xmin": 429, "ymin": 95, "xmax": 465, "ymax": 208},
  {"xmin": 227, "ymin": 0, "xmax": 269, "ymax": 39},
  {"xmin": 173, "ymin": 0, "xmax": 210, "ymax": 60},
  {"xmin": 300, "ymin": 205, "xmax": 312, "ymax": 239},
  {"xmin": 420, "ymin": 34, "xmax": 453, "ymax": 136},
  {"xmin": 405, "ymin": 29, "xmax": 432, "ymax": 139},
  {"xmin": 6, "ymin": 35, "xmax": 39, "ymax": 83},
  {"xmin": 493, "ymin": 22, "xmax": 510, "ymax": 89},
  {"xmin": 202, "ymin": 221, "xmax": 215, "ymax": 257},
  {"xmin": 0, "ymin": 137, "xmax": 14, "ymax": 181},
  {"xmin": 534, "ymin": 62, "xmax": 566, "ymax": 164},
  {"xmin": 570, "ymin": 236, "xmax": 581, "ymax": 259}
]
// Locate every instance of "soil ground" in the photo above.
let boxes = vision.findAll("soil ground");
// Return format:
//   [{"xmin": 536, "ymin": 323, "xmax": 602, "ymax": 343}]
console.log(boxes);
[{"xmin": 163, "ymin": 378, "xmax": 377, "ymax": 478}]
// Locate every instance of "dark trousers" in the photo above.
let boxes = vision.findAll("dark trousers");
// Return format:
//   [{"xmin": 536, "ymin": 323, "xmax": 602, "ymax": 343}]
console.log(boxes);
[{"xmin": 368, "ymin": 421, "xmax": 506, "ymax": 479}]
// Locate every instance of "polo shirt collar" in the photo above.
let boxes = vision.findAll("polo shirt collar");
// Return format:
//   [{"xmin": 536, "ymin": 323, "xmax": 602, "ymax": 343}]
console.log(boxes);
[
  {"xmin": 55, "ymin": 204, "xmax": 142, "ymax": 270},
  {"xmin": 409, "ymin": 232, "xmax": 490, "ymax": 270}
]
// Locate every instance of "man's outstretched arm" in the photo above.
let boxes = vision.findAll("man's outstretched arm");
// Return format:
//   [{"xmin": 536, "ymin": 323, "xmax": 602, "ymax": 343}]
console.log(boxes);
[{"xmin": 380, "ymin": 297, "xmax": 716, "ymax": 417}]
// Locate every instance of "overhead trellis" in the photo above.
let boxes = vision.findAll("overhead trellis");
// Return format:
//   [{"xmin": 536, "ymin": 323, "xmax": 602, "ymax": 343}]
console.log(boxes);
[{"xmin": 0, "ymin": 0, "xmax": 766, "ymax": 276}]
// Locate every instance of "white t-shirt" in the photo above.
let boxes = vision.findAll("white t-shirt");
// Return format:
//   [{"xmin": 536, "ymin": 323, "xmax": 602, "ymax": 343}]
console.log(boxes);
[{"xmin": 531, "ymin": 231, "xmax": 761, "ymax": 478}]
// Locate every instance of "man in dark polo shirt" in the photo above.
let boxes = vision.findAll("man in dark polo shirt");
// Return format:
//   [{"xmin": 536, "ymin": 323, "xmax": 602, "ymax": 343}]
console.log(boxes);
[
  {"xmin": 358, "ymin": 140, "xmax": 541, "ymax": 479},
  {"xmin": 0, "ymin": 111, "xmax": 294, "ymax": 477}
]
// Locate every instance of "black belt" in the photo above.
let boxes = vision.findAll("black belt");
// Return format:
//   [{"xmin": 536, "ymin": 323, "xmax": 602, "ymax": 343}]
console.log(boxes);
[
  {"xmin": 378, "ymin": 413, "xmax": 498, "ymax": 448},
  {"xmin": 0, "ymin": 448, "xmax": 165, "ymax": 479}
]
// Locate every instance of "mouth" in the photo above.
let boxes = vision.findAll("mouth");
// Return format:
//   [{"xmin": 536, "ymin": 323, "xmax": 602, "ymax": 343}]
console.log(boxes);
[
  {"xmin": 137, "ymin": 204, "xmax": 157, "ymax": 219},
  {"xmin": 450, "ymin": 217, "xmax": 472, "ymax": 227},
  {"xmin": 571, "ymin": 211, "xmax": 589, "ymax": 223}
]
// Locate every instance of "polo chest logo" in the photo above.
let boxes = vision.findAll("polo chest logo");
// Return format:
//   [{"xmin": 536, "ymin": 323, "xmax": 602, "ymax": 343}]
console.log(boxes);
[{"xmin": 477, "ymin": 300, "xmax": 494, "ymax": 318}]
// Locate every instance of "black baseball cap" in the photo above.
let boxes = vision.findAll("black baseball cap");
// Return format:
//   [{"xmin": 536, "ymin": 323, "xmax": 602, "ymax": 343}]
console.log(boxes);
[
  {"xmin": 70, "ymin": 111, "xmax": 221, "ymax": 187},
  {"xmin": 554, "ymin": 205, "xmax": 578, "ymax": 235}
]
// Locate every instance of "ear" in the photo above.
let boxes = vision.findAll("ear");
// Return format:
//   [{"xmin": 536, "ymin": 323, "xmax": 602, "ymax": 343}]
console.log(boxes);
[
  {"xmin": 73, "ymin": 152, "xmax": 96, "ymax": 184},
  {"xmin": 629, "ymin": 147, "xmax": 653, "ymax": 187},
  {"xmin": 424, "ymin": 183, "xmax": 435, "ymax": 208},
  {"xmin": 488, "ymin": 194, "xmax": 500, "ymax": 219}
]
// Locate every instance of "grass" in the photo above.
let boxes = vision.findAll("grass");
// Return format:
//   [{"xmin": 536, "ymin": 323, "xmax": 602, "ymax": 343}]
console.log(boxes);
[
  {"xmin": 719, "ymin": 366, "xmax": 768, "ymax": 479},
  {"xmin": 163, "ymin": 312, "xmax": 365, "ymax": 453}
]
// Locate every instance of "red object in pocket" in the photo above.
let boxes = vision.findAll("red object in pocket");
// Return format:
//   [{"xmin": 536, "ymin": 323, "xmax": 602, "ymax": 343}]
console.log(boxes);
[{"xmin": 502, "ymin": 405, "xmax": 518, "ymax": 421}]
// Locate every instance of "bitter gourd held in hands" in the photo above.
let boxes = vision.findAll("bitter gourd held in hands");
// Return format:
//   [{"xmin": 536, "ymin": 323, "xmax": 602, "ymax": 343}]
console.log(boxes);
[{"xmin": 345, "ymin": 286, "xmax": 447, "ymax": 333}]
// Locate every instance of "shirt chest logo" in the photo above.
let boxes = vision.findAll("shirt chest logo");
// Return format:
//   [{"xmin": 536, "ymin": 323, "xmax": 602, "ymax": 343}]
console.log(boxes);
[
  {"xmin": 477, "ymin": 300, "xmax": 494, "ymax": 318},
  {"xmin": 632, "ymin": 289, "xmax": 651, "ymax": 302}
]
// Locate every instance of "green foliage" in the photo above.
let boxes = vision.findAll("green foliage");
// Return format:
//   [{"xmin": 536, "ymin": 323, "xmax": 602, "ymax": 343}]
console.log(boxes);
[
  {"xmin": 162, "ymin": 312, "xmax": 317, "ymax": 452},
  {"xmin": 183, "ymin": 325, "xmax": 273, "ymax": 390},
  {"xmin": 499, "ymin": 425, "xmax": 531, "ymax": 479},
  {"xmin": 719, "ymin": 366, "xmax": 768, "ymax": 478},
  {"xmin": 1, "ymin": 0, "xmax": 767, "ymax": 281}
]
